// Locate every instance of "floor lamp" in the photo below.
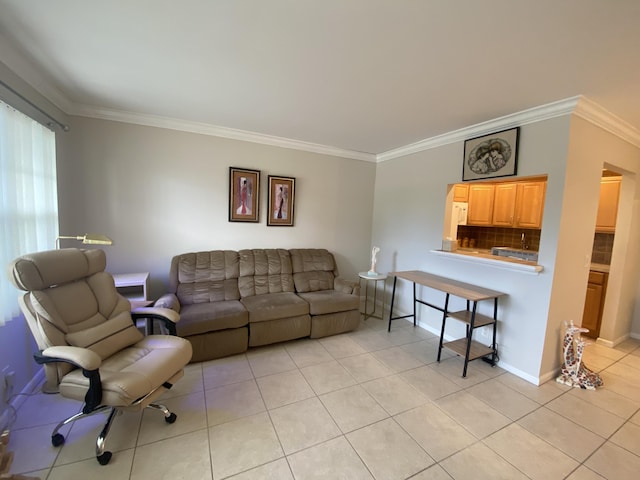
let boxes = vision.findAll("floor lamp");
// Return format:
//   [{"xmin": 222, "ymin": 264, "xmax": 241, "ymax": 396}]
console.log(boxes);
[{"xmin": 55, "ymin": 233, "xmax": 113, "ymax": 249}]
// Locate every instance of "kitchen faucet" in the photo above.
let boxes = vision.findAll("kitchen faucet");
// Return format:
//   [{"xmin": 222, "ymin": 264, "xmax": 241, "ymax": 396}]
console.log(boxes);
[{"xmin": 521, "ymin": 232, "xmax": 527, "ymax": 250}]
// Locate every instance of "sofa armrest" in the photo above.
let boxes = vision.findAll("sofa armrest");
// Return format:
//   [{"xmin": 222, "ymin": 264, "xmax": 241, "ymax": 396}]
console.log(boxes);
[
  {"xmin": 334, "ymin": 277, "xmax": 360, "ymax": 296},
  {"xmin": 132, "ymin": 306, "xmax": 180, "ymax": 336},
  {"xmin": 154, "ymin": 293, "xmax": 181, "ymax": 313}
]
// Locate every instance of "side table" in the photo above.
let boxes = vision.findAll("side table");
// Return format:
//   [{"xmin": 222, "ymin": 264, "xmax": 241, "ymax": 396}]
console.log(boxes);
[{"xmin": 358, "ymin": 272, "xmax": 388, "ymax": 320}]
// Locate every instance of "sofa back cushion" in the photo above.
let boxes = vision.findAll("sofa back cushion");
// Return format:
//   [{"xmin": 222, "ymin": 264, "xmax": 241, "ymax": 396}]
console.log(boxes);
[
  {"xmin": 238, "ymin": 249, "xmax": 294, "ymax": 297},
  {"xmin": 171, "ymin": 251, "xmax": 240, "ymax": 305},
  {"xmin": 290, "ymin": 249, "xmax": 336, "ymax": 293}
]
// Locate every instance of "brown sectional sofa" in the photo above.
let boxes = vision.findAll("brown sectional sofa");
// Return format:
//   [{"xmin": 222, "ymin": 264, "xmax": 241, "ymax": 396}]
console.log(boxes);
[{"xmin": 155, "ymin": 248, "xmax": 360, "ymax": 362}]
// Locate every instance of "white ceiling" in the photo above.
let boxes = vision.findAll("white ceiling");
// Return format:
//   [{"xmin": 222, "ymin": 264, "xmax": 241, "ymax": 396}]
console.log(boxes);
[{"xmin": 1, "ymin": 0, "xmax": 639, "ymax": 158}]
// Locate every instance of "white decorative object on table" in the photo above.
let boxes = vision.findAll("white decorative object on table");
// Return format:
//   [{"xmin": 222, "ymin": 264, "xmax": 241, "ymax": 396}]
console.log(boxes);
[{"xmin": 368, "ymin": 246, "xmax": 380, "ymax": 275}]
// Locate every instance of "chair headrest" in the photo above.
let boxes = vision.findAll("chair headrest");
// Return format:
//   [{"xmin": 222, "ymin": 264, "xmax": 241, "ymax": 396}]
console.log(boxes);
[{"xmin": 8, "ymin": 248, "xmax": 107, "ymax": 291}]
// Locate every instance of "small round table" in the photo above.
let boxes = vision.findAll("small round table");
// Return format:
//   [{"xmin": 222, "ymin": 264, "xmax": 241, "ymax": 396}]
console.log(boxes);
[{"xmin": 358, "ymin": 272, "xmax": 388, "ymax": 320}]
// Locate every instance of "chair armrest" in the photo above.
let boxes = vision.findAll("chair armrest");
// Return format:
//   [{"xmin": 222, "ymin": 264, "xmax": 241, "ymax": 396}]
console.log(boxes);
[
  {"xmin": 154, "ymin": 293, "xmax": 181, "ymax": 313},
  {"xmin": 334, "ymin": 277, "xmax": 360, "ymax": 296},
  {"xmin": 38, "ymin": 346, "xmax": 102, "ymax": 371},
  {"xmin": 131, "ymin": 307, "xmax": 180, "ymax": 336},
  {"xmin": 37, "ymin": 346, "xmax": 103, "ymax": 412}
]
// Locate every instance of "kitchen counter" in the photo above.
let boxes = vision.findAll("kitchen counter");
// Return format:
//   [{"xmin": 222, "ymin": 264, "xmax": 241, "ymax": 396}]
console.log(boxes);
[{"xmin": 432, "ymin": 248, "xmax": 543, "ymax": 274}]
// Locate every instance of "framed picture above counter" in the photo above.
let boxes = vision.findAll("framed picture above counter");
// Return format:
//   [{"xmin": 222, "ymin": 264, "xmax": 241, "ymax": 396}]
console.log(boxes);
[{"xmin": 463, "ymin": 127, "xmax": 519, "ymax": 181}]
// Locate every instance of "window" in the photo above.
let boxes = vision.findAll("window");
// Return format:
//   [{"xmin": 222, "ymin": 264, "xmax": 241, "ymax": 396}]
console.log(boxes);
[{"xmin": 0, "ymin": 99, "xmax": 58, "ymax": 326}]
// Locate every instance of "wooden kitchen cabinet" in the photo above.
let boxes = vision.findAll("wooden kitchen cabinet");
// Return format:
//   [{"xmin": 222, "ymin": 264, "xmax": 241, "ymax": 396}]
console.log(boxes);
[
  {"xmin": 596, "ymin": 177, "xmax": 620, "ymax": 232},
  {"xmin": 467, "ymin": 184, "xmax": 495, "ymax": 225},
  {"xmin": 453, "ymin": 183, "xmax": 469, "ymax": 202},
  {"xmin": 491, "ymin": 181, "xmax": 546, "ymax": 228},
  {"xmin": 581, "ymin": 270, "xmax": 608, "ymax": 338}
]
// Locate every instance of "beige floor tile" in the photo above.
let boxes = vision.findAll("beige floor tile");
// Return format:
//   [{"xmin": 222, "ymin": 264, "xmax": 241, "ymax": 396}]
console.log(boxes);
[
  {"xmin": 395, "ymin": 403, "xmax": 477, "ymax": 461},
  {"xmin": 435, "ymin": 391, "xmax": 511, "ymax": 439},
  {"xmin": 586, "ymin": 343, "xmax": 627, "ymax": 361},
  {"xmin": 227, "ymin": 458, "xmax": 294, "ymax": 480},
  {"xmin": 269, "ymin": 397, "xmax": 341, "ymax": 455},
  {"xmin": 439, "ymin": 442, "xmax": 529, "ymax": 480},
  {"xmin": 287, "ymin": 436, "xmax": 374, "ymax": 479},
  {"xmin": 350, "ymin": 330, "xmax": 395, "ymax": 352},
  {"xmin": 202, "ymin": 354, "xmax": 254, "ymax": 389},
  {"xmin": 347, "ymin": 418, "xmax": 434, "ymax": 480},
  {"xmin": 372, "ymin": 345, "xmax": 425, "ymax": 373},
  {"xmin": 518, "ymin": 407, "xmax": 605, "ymax": 462},
  {"xmin": 410, "ymin": 464, "xmax": 454, "ymax": 480},
  {"xmin": 484, "ymin": 423, "xmax": 579, "ymax": 479},
  {"xmin": 11, "ymin": 391, "xmax": 81, "ymax": 430},
  {"xmin": 338, "ymin": 353, "xmax": 393, "ymax": 383},
  {"xmin": 496, "ymin": 373, "xmax": 571, "ymax": 404},
  {"xmin": 384, "ymin": 326, "xmax": 425, "ymax": 346},
  {"xmin": 546, "ymin": 392, "xmax": 626, "ymax": 437},
  {"xmin": 400, "ymin": 365, "xmax": 462, "ymax": 400},
  {"xmin": 160, "ymin": 362, "xmax": 204, "ymax": 399},
  {"xmin": 613, "ymin": 338, "xmax": 640, "ymax": 353},
  {"xmin": 256, "ymin": 369, "xmax": 315, "ymax": 409},
  {"xmin": 137, "ymin": 391, "xmax": 207, "ymax": 446},
  {"xmin": 319, "ymin": 384, "xmax": 389, "ymax": 433},
  {"xmin": 585, "ymin": 441, "xmax": 640, "ymax": 480},
  {"xmin": 609, "ymin": 421, "xmax": 640, "ymax": 455},
  {"xmin": 599, "ymin": 370, "xmax": 640, "ymax": 402},
  {"xmin": 568, "ymin": 382, "xmax": 640, "ymax": 419},
  {"xmin": 300, "ymin": 360, "xmax": 357, "ymax": 395},
  {"xmin": 205, "ymin": 379, "xmax": 266, "ymax": 426},
  {"xmin": 284, "ymin": 338, "xmax": 333, "ymax": 368},
  {"xmin": 55, "ymin": 409, "xmax": 141, "ymax": 466},
  {"xmin": 427, "ymin": 356, "xmax": 491, "ymax": 387},
  {"xmin": 580, "ymin": 351, "xmax": 617, "ymax": 372},
  {"xmin": 630, "ymin": 410, "xmax": 640, "ymax": 425},
  {"xmin": 467, "ymin": 377, "xmax": 539, "ymax": 420},
  {"xmin": 400, "ymin": 339, "xmax": 449, "ymax": 364},
  {"xmin": 318, "ymin": 334, "xmax": 366, "ymax": 358},
  {"xmin": 565, "ymin": 465, "xmax": 607, "ymax": 479},
  {"xmin": 7, "ymin": 424, "xmax": 64, "ymax": 474},
  {"xmin": 619, "ymin": 353, "xmax": 640, "ymax": 371},
  {"xmin": 362, "ymin": 375, "xmax": 428, "ymax": 415},
  {"xmin": 247, "ymin": 345, "xmax": 297, "ymax": 378},
  {"xmin": 48, "ymin": 448, "xmax": 135, "ymax": 480},
  {"xmin": 131, "ymin": 430, "xmax": 212, "ymax": 480},
  {"xmin": 209, "ymin": 412, "xmax": 283, "ymax": 479}
]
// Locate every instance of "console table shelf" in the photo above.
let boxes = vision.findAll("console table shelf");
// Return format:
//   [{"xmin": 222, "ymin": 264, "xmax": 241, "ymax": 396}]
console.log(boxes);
[{"xmin": 387, "ymin": 270, "xmax": 506, "ymax": 377}]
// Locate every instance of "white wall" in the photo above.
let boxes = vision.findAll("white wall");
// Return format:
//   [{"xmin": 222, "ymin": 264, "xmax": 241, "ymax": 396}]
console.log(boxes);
[
  {"xmin": 370, "ymin": 115, "xmax": 640, "ymax": 383},
  {"xmin": 56, "ymin": 117, "xmax": 377, "ymax": 298}
]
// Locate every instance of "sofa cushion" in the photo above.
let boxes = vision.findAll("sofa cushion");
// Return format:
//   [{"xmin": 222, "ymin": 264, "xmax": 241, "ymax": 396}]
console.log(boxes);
[
  {"xmin": 290, "ymin": 249, "xmax": 337, "ymax": 293},
  {"xmin": 238, "ymin": 249, "xmax": 294, "ymax": 297},
  {"xmin": 172, "ymin": 251, "xmax": 240, "ymax": 304},
  {"xmin": 241, "ymin": 292, "xmax": 309, "ymax": 323},
  {"xmin": 296, "ymin": 290, "xmax": 359, "ymax": 315},
  {"xmin": 176, "ymin": 300, "xmax": 248, "ymax": 337}
]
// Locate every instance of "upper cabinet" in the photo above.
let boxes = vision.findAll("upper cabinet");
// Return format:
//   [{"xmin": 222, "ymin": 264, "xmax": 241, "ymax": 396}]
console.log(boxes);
[
  {"xmin": 467, "ymin": 184, "xmax": 495, "ymax": 226},
  {"xmin": 596, "ymin": 177, "xmax": 621, "ymax": 233},
  {"xmin": 467, "ymin": 180, "xmax": 546, "ymax": 228},
  {"xmin": 453, "ymin": 184, "xmax": 469, "ymax": 202}
]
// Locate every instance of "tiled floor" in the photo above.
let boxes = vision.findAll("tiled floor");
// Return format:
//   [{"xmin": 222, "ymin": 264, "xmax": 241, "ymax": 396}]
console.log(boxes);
[{"xmin": 5, "ymin": 317, "xmax": 640, "ymax": 480}]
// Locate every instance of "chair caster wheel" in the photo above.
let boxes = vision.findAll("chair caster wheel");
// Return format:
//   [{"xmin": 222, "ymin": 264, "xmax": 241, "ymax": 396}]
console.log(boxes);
[
  {"xmin": 97, "ymin": 451, "xmax": 112, "ymax": 465},
  {"xmin": 165, "ymin": 412, "xmax": 177, "ymax": 424},
  {"xmin": 51, "ymin": 433, "xmax": 65, "ymax": 447}
]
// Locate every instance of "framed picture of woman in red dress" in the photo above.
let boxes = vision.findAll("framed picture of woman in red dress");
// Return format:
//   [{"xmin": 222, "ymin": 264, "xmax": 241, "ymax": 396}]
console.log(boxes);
[
  {"xmin": 229, "ymin": 167, "xmax": 260, "ymax": 222},
  {"xmin": 267, "ymin": 175, "xmax": 295, "ymax": 226}
]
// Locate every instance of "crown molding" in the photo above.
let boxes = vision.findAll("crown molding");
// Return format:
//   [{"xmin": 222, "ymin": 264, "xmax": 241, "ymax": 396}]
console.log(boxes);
[
  {"xmin": 71, "ymin": 105, "xmax": 376, "ymax": 162},
  {"xmin": 573, "ymin": 96, "xmax": 640, "ymax": 148},
  {"xmin": 376, "ymin": 97, "xmax": 581, "ymax": 163}
]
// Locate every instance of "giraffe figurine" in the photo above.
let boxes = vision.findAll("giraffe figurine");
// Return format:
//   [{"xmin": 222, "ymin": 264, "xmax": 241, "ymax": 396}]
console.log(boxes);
[{"xmin": 556, "ymin": 321, "xmax": 603, "ymax": 390}]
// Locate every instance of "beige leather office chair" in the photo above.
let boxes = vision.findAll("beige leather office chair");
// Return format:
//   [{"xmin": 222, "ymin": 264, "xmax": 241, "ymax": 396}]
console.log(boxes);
[{"xmin": 7, "ymin": 248, "xmax": 193, "ymax": 465}]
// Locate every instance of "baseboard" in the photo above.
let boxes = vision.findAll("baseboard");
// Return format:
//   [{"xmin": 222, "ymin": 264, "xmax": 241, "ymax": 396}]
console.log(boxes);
[{"xmin": 596, "ymin": 332, "xmax": 630, "ymax": 348}]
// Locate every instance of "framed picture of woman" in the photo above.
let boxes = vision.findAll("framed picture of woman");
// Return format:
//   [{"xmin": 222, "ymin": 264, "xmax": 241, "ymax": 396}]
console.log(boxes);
[
  {"xmin": 267, "ymin": 175, "xmax": 295, "ymax": 226},
  {"xmin": 229, "ymin": 167, "xmax": 260, "ymax": 222}
]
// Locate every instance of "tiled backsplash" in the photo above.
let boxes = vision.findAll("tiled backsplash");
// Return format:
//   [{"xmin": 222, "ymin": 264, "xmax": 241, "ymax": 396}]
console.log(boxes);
[
  {"xmin": 457, "ymin": 226, "xmax": 541, "ymax": 251},
  {"xmin": 456, "ymin": 226, "xmax": 615, "ymax": 265},
  {"xmin": 592, "ymin": 232, "xmax": 614, "ymax": 265}
]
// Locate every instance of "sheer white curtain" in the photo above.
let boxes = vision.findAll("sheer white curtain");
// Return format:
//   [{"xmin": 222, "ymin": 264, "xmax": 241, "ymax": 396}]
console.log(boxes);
[{"xmin": 0, "ymin": 99, "xmax": 58, "ymax": 326}]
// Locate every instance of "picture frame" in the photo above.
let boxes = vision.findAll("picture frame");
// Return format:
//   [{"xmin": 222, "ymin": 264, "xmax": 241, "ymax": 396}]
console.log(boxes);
[
  {"xmin": 267, "ymin": 175, "xmax": 295, "ymax": 226},
  {"xmin": 462, "ymin": 127, "xmax": 520, "ymax": 181},
  {"xmin": 229, "ymin": 167, "xmax": 260, "ymax": 222}
]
